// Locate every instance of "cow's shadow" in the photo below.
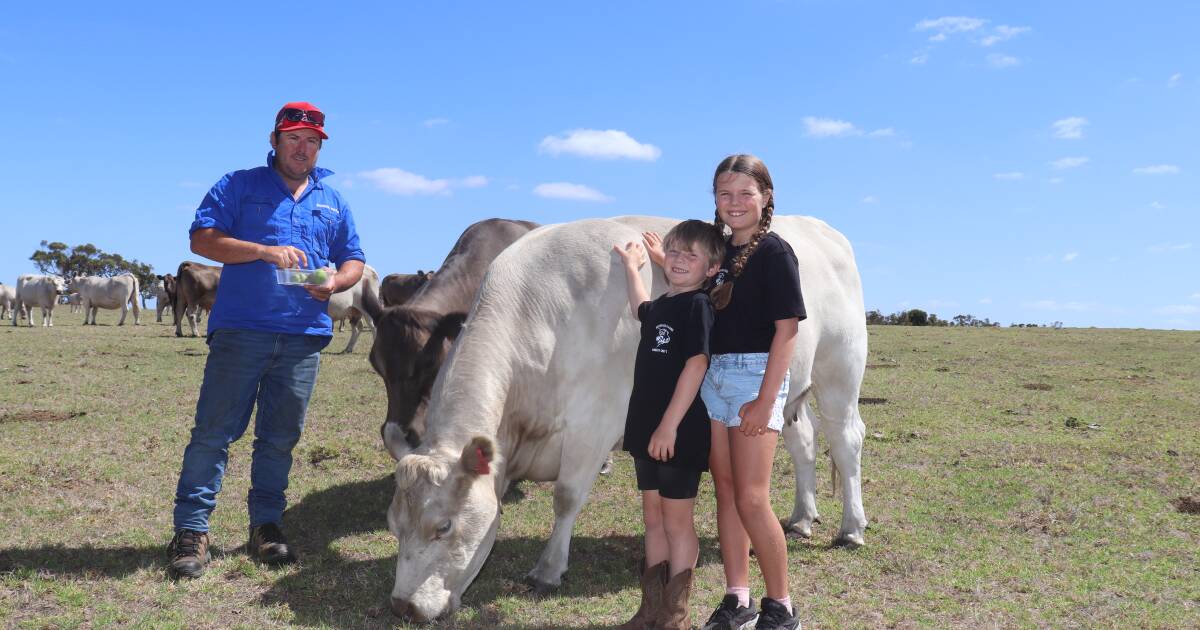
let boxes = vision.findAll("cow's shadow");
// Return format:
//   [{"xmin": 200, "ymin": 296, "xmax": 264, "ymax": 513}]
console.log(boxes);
[{"xmin": 260, "ymin": 474, "xmax": 722, "ymax": 629}]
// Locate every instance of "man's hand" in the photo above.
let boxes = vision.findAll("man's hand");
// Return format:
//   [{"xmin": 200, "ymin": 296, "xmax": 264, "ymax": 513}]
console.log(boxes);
[
  {"xmin": 260, "ymin": 245, "xmax": 308, "ymax": 269},
  {"xmin": 303, "ymin": 268, "xmax": 337, "ymax": 301}
]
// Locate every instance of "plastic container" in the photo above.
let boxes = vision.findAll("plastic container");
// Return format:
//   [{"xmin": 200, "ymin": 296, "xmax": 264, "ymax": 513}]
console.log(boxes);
[{"xmin": 275, "ymin": 267, "xmax": 333, "ymax": 286}]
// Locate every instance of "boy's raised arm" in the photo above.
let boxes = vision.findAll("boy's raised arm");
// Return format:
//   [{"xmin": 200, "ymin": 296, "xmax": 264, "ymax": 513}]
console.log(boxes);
[{"xmin": 613, "ymin": 241, "xmax": 650, "ymax": 320}]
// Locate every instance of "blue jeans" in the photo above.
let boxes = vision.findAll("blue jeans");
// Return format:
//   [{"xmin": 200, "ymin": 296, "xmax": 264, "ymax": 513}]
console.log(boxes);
[
  {"xmin": 173, "ymin": 328, "xmax": 329, "ymax": 532},
  {"xmin": 700, "ymin": 353, "xmax": 789, "ymax": 432}
]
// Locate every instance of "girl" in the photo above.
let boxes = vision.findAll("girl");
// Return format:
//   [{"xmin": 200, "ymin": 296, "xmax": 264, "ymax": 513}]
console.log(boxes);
[{"xmin": 647, "ymin": 154, "xmax": 805, "ymax": 630}]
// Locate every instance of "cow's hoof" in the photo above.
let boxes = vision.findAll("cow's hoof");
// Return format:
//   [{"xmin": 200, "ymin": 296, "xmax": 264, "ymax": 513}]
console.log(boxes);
[
  {"xmin": 782, "ymin": 521, "xmax": 812, "ymax": 539},
  {"xmin": 832, "ymin": 533, "xmax": 865, "ymax": 549},
  {"xmin": 523, "ymin": 573, "xmax": 560, "ymax": 595},
  {"xmin": 598, "ymin": 456, "xmax": 613, "ymax": 476}
]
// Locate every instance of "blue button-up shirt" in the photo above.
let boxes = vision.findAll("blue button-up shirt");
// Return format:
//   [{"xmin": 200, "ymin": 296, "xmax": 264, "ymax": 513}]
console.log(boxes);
[{"xmin": 189, "ymin": 152, "xmax": 366, "ymax": 336}]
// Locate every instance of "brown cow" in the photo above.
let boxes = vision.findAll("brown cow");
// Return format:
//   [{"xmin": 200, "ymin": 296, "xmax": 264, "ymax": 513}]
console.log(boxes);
[
  {"xmin": 379, "ymin": 270, "xmax": 434, "ymax": 307},
  {"xmin": 360, "ymin": 218, "xmax": 538, "ymax": 459},
  {"xmin": 173, "ymin": 261, "xmax": 221, "ymax": 337}
]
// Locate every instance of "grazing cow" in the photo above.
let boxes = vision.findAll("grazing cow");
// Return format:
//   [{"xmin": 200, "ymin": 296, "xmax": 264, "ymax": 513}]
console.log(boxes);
[
  {"xmin": 380, "ymin": 271, "xmax": 434, "ymax": 307},
  {"xmin": 0, "ymin": 283, "xmax": 13, "ymax": 320},
  {"xmin": 13, "ymin": 274, "xmax": 67, "ymax": 327},
  {"xmin": 71, "ymin": 274, "xmax": 142, "ymax": 326},
  {"xmin": 326, "ymin": 264, "xmax": 380, "ymax": 354},
  {"xmin": 173, "ymin": 261, "xmax": 221, "ymax": 337},
  {"xmin": 384, "ymin": 216, "xmax": 868, "ymax": 621},
  {"xmin": 65, "ymin": 293, "xmax": 83, "ymax": 313},
  {"xmin": 151, "ymin": 276, "xmax": 174, "ymax": 322},
  {"xmin": 360, "ymin": 218, "xmax": 539, "ymax": 459}
]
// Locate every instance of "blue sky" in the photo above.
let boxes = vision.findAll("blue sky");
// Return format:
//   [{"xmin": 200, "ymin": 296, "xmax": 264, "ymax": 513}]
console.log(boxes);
[{"xmin": 1, "ymin": 1, "xmax": 1195, "ymax": 329}]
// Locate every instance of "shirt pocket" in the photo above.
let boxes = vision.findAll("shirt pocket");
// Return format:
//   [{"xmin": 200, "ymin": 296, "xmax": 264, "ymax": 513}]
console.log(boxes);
[
  {"xmin": 306, "ymin": 205, "xmax": 338, "ymax": 254},
  {"xmin": 240, "ymin": 195, "xmax": 280, "ymax": 245}
]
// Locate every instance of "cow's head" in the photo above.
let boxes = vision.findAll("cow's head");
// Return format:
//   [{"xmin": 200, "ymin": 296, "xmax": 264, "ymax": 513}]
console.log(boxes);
[
  {"xmin": 362, "ymin": 289, "xmax": 466, "ymax": 458},
  {"xmin": 54, "ymin": 276, "xmax": 70, "ymax": 294},
  {"xmin": 387, "ymin": 436, "xmax": 500, "ymax": 622}
]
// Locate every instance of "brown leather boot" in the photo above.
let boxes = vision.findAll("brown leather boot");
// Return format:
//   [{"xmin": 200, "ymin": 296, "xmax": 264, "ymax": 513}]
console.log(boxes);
[
  {"xmin": 656, "ymin": 567, "xmax": 694, "ymax": 630},
  {"xmin": 619, "ymin": 560, "xmax": 668, "ymax": 629}
]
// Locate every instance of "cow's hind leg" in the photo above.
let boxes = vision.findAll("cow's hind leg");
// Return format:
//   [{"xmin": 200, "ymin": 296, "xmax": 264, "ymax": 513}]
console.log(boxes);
[
  {"xmin": 118, "ymin": 304, "xmax": 128, "ymax": 326},
  {"xmin": 813, "ymin": 366, "xmax": 868, "ymax": 548},
  {"xmin": 781, "ymin": 394, "xmax": 821, "ymax": 538}
]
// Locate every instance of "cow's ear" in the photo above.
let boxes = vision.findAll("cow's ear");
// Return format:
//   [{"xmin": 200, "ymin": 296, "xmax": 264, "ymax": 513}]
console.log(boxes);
[
  {"xmin": 460, "ymin": 436, "xmax": 495, "ymax": 476},
  {"xmin": 435, "ymin": 312, "xmax": 467, "ymax": 341},
  {"xmin": 361, "ymin": 282, "xmax": 384, "ymax": 322}
]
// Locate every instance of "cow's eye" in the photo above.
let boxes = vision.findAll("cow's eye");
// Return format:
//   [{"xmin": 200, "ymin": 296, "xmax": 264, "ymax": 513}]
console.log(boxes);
[{"xmin": 434, "ymin": 519, "xmax": 453, "ymax": 539}]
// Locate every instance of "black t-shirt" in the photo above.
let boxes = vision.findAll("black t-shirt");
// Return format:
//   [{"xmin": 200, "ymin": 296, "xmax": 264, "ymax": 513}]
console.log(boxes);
[
  {"xmin": 623, "ymin": 290, "xmax": 714, "ymax": 471},
  {"xmin": 710, "ymin": 231, "xmax": 807, "ymax": 355}
]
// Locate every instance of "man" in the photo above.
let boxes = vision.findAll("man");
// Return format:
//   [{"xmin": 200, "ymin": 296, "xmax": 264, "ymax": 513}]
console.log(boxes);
[{"xmin": 167, "ymin": 102, "xmax": 365, "ymax": 579}]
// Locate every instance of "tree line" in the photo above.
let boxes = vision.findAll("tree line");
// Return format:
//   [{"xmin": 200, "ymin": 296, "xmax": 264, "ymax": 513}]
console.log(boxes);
[{"xmin": 866, "ymin": 309, "xmax": 1063, "ymax": 329}]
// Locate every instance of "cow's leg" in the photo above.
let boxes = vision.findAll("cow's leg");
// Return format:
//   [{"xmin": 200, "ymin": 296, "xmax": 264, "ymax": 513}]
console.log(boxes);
[
  {"xmin": 131, "ymin": 295, "xmax": 141, "ymax": 325},
  {"xmin": 341, "ymin": 319, "xmax": 361, "ymax": 354},
  {"xmin": 187, "ymin": 306, "xmax": 199, "ymax": 337},
  {"xmin": 782, "ymin": 396, "xmax": 821, "ymax": 539},
  {"xmin": 813, "ymin": 363, "xmax": 868, "ymax": 548},
  {"xmin": 118, "ymin": 303, "xmax": 128, "ymax": 326},
  {"xmin": 44, "ymin": 306, "xmax": 53, "ymax": 327},
  {"xmin": 525, "ymin": 427, "xmax": 614, "ymax": 591}
]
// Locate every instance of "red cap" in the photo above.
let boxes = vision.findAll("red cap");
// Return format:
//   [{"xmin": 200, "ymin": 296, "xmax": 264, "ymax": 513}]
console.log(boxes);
[{"xmin": 275, "ymin": 101, "xmax": 328, "ymax": 139}]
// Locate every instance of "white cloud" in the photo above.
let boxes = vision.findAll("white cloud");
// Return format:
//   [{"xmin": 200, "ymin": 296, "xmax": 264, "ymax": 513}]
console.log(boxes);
[
  {"xmin": 533, "ymin": 182, "xmax": 612, "ymax": 202},
  {"xmin": 1051, "ymin": 156, "xmax": 1089, "ymax": 170},
  {"xmin": 994, "ymin": 172, "xmax": 1025, "ymax": 181},
  {"xmin": 1147, "ymin": 242, "xmax": 1192, "ymax": 253},
  {"xmin": 979, "ymin": 297, "xmax": 993, "ymax": 305},
  {"xmin": 861, "ymin": 195, "xmax": 878, "ymax": 204},
  {"xmin": 423, "ymin": 117, "xmax": 449, "ymax": 128},
  {"xmin": 1148, "ymin": 201, "xmax": 1166, "ymax": 210},
  {"xmin": 538, "ymin": 129, "xmax": 661, "ymax": 161},
  {"xmin": 1052, "ymin": 117, "xmax": 1088, "ymax": 139},
  {"xmin": 1046, "ymin": 177, "xmax": 1064, "ymax": 184},
  {"xmin": 987, "ymin": 53, "xmax": 1021, "ymax": 68},
  {"xmin": 1190, "ymin": 293, "xmax": 1200, "ymax": 301},
  {"xmin": 910, "ymin": 52, "xmax": 929, "ymax": 65},
  {"xmin": 803, "ymin": 116, "xmax": 861, "ymax": 137},
  {"xmin": 915, "ymin": 16, "xmax": 986, "ymax": 38},
  {"xmin": 981, "ymin": 25, "xmax": 1031, "ymax": 46},
  {"xmin": 359, "ymin": 168, "xmax": 450, "ymax": 196},
  {"xmin": 1132, "ymin": 164, "xmax": 1180, "ymax": 175},
  {"xmin": 1168, "ymin": 73, "xmax": 1182, "ymax": 88},
  {"xmin": 458, "ymin": 175, "xmax": 488, "ymax": 188},
  {"xmin": 1154, "ymin": 304, "xmax": 1200, "ymax": 315},
  {"xmin": 868, "ymin": 127, "xmax": 896, "ymax": 137},
  {"xmin": 1062, "ymin": 252, "xmax": 1079, "ymax": 262}
]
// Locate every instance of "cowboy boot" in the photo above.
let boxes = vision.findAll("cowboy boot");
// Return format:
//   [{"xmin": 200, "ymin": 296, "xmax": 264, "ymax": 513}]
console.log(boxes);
[
  {"xmin": 619, "ymin": 560, "xmax": 667, "ymax": 629},
  {"xmin": 656, "ymin": 567, "xmax": 694, "ymax": 630}
]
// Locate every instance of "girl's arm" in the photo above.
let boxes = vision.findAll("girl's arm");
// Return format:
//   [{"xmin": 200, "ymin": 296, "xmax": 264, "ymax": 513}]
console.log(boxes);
[
  {"xmin": 647, "ymin": 353, "xmax": 709, "ymax": 461},
  {"xmin": 613, "ymin": 241, "xmax": 649, "ymax": 320},
  {"xmin": 737, "ymin": 317, "xmax": 799, "ymax": 436}
]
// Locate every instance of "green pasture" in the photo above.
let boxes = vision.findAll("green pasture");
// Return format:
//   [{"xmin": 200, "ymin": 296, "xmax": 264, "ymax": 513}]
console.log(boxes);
[{"xmin": 0, "ymin": 315, "xmax": 1197, "ymax": 628}]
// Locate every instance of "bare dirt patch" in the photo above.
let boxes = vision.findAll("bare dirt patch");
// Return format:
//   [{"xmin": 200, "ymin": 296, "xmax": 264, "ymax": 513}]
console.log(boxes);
[
  {"xmin": 1023, "ymin": 383, "xmax": 1054, "ymax": 391},
  {"xmin": 859, "ymin": 397, "xmax": 889, "ymax": 405},
  {"xmin": 0, "ymin": 410, "xmax": 85, "ymax": 424},
  {"xmin": 1174, "ymin": 496, "xmax": 1200, "ymax": 515}
]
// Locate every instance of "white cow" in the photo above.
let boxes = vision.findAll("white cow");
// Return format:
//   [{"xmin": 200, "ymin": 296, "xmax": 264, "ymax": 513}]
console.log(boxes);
[
  {"xmin": 327, "ymin": 264, "xmax": 379, "ymax": 353},
  {"xmin": 149, "ymin": 278, "xmax": 172, "ymax": 322},
  {"xmin": 384, "ymin": 216, "xmax": 868, "ymax": 621},
  {"xmin": 13, "ymin": 274, "xmax": 67, "ymax": 327},
  {"xmin": 71, "ymin": 274, "xmax": 141, "ymax": 326},
  {"xmin": 0, "ymin": 283, "xmax": 14, "ymax": 320}
]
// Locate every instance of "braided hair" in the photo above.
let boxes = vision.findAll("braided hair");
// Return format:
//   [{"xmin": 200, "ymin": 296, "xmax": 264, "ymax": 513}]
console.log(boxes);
[{"xmin": 710, "ymin": 154, "xmax": 775, "ymax": 310}]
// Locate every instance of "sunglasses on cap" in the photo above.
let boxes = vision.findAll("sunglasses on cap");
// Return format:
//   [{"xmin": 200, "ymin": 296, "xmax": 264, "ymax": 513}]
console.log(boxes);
[{"xmin": 276, "ymin": 108, "xmax": 325, "ymax": 127}]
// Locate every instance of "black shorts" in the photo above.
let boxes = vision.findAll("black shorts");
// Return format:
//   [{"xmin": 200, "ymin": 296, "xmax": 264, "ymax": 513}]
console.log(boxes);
[{"xmin": 634, "ymin": 457, "xmax": 703, "ymax": 500}]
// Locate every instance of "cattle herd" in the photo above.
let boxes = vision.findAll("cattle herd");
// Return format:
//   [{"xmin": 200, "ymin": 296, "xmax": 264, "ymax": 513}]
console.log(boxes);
[{"xmin": 3, "ymin": 215, "xmax": 869, "ymax": 622}]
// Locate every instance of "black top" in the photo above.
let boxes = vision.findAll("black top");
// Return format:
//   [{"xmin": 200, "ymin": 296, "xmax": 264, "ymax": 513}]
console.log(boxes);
[
  {"xmin": 710, "ymin": 232, "xmax": 807, "ymax": 355},
  {"xmin": 623, "ymin": 290, "xmax": 714, "ymax": 471}
]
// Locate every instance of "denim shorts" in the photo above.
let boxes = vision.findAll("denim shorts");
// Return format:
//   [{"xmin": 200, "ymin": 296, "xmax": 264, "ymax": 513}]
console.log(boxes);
[{"xmin": 700, "ymin": 353, "xmax": 789, "ymax": 432}]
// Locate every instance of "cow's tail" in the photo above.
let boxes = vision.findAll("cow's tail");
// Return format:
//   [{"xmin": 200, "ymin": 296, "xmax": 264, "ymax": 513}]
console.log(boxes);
[{"xmin": 129, "ymin": 275, "xmax": 141, "ymax": 317}]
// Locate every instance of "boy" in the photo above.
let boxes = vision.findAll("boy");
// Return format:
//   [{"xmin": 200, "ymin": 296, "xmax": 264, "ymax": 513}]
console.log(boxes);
[{"xmin": 613, "ymin": 219, "xmax": 725, "ymax": 630}]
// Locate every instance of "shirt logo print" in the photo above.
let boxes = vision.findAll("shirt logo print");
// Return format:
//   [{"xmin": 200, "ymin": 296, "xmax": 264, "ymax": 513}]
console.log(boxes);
[{"xmin": 653, "ymin": 324, "xmax": 673, "ymax": 354}]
